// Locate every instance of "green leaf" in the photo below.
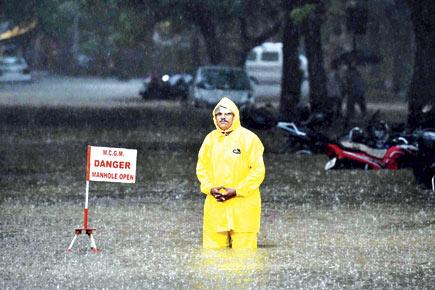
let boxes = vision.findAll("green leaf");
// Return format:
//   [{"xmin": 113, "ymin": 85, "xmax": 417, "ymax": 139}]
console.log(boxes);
[{"xmin": 290, "ymin": 4, "xmax": 316, "ymax": 25}]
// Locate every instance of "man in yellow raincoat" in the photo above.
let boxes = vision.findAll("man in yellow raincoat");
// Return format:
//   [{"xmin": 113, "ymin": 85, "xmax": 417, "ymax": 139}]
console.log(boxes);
[{"xmin": 196, "ymin": 97, "xmax": 265, "ymax": 249}]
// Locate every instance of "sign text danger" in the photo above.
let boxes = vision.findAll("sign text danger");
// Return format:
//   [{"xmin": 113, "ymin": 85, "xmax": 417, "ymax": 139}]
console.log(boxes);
[
  {"xmin": 94, "ymin": 160, "xmax": 131, "ymax": 169},
  {"xmin": 88, "ymin": 146, "xmax": 137, "ymax": 184}
]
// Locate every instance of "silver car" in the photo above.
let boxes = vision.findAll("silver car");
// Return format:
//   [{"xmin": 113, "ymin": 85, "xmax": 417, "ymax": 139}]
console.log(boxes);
[{"xmin": 189, "ymin": 65, "xmax": 255, "ymax": 107}]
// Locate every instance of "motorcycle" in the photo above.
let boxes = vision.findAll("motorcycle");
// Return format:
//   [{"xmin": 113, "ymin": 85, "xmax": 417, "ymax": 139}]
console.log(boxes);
[
  {"xmin": 139, "ymin": 73, "xmax": 192, "ymax": 101},
  {"xmin": 277, "ymin": 119, "xmax": 329, "ymax": 154},
  {"xmin": 277, "ymin": 120, "xmax": 418, "ymax": 170},
  {"xmin": 277, "ymin": 108, "xmax": 331, "ymax": 154},
  {"xmin": 278, "ymin": 105, "xmax": 434, "ymax": 189},
  {"xmin": 326, "ymin": 119, "xmax": 419, "ymax": 170},
  {"xmin": 324, "ymin": 136, "xmax": 417, "ymax": 170}
]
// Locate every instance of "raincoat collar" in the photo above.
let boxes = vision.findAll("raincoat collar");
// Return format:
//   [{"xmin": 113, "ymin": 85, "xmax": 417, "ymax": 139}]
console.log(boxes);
[{"xmin": 212, "ymin": 97, "xmax": 241, "ymax": 134}]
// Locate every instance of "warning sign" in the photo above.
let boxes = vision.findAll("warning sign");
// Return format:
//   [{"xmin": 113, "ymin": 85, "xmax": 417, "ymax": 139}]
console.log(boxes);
[{"xmin": 87, "ymin": 146, "xmax": 137, "ymax": 183}]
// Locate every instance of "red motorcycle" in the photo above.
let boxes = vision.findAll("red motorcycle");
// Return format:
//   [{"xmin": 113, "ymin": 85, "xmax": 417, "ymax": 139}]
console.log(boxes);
[
  {"xmin": 324, "ymin": 139, "xmax": 418, "ymax": 170},
  {"xmin": 277, "ymin": 121, "xmax": 418, "ymax": 171}
]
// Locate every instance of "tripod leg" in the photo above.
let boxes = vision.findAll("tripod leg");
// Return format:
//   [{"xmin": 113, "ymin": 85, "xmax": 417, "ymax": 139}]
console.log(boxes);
[
  {"xmin": 89, "ymin": 233, "xmax": 99, "ymax": 252},
  {"xmin": 67, "ymin": 234, "xmax": 78, "ymax": 252}
]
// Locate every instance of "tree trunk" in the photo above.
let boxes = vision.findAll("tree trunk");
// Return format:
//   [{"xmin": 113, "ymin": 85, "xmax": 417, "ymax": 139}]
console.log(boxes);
[
  {"xmin": 198, "ymin": 20, "xmax": 222, "ymax": 65},
  {"xmin": 406, "ymin": 0, "xmax": 435, "ymax": 128},
  {"xmin": 385, "ymin": 2, "xmax": 413, "ymax": 97},
  {"xmin": 304, "ymin": 3, "xmax": 328, "ymax": 113},
  {"xmin": 190, "ymin": 5, "xmax": 222, "ymax": 65},
  {"xmin": 190, "ymin": 26, "xmax": 201, "ymax": 68},
  {"xmin": 366, "ymin": 10, "xmax": 382, "ymax": 88},
  {"xmin": 280, "ymin": 2, "xmax": 302, "ymax": 121}
]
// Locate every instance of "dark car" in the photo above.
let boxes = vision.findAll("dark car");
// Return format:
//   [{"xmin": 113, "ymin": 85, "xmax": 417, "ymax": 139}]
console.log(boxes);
[{"xmin": 139, "ymin": 73, "xmax": 192, "ymax": 101}]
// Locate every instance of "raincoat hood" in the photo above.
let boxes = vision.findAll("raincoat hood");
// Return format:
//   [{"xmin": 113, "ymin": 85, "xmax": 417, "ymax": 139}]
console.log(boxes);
[{"xmin": 212, "ymin": 97, "xmax": 241, "ymax": 133}]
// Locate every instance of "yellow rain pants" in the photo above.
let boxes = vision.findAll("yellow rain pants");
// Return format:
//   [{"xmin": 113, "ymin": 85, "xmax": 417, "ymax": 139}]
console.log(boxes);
[{"xmin": 203, "ymin": 231, "xmax": 257, "ymax": 249}]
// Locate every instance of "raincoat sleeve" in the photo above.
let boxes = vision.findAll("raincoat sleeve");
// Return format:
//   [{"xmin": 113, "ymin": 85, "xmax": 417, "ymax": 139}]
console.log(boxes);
[
  {"xmin": 196, "ymin": 134, "xmax": 213, "ymax": 195},
  {"xmin": 236, "ymin": 136, "xmax": 265, "ymax": 197}
]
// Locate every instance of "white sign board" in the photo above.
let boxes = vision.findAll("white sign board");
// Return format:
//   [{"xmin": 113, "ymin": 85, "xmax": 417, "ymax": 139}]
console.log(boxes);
[{"xmin": 87, "ymin": 146, "xmax": 137, "ymax": 183}]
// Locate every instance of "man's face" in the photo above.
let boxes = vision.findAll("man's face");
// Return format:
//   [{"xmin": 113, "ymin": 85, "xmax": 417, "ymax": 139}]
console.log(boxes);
[{"xmin": 215, "ymin": 112, "xmax": 234, "ymax": 131}]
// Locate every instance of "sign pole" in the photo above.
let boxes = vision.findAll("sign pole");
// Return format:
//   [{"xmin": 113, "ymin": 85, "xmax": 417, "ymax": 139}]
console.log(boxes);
[
  {"xmin": 84, "ymin": 144, "xmax": 91, "ymax": 229},
  {"xmin": 84, "ymin": 180, "xmax": 89, "ymax": 229},
  {"xmin": 67, "ymin": 145, "xmax": 99, "ymax": 252}
]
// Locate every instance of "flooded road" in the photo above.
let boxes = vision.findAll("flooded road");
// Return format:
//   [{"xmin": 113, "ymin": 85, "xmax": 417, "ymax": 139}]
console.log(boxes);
[
  {"xmin": 0, "ymin": 74, "xmax": 144, "ymax": 107},
  {"xmin": 0, "ymin": 80, "xmax": 433, "ymax": 289},
  {"xmin": 0, "ymin": 74, "xmax": 281, "ymax": 107},
  {"xmin": 0, "ymin": 74, "xmax": 407, "ymax": 114},
  {"xmin": 1, "ymin": 194, "xmax": 434, "ymax": 289}
]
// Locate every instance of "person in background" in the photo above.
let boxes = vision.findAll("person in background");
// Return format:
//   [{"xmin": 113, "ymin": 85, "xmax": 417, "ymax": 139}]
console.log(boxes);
[
  {"xmin": 196, "ymin": 97, "xmax": 265, "ymax": 249},
  {"xmin": 344, "ymin": 63, "xmax": 367, "ymax": 125},
  {"xmin": 326, "ymin": 63, "xmax": 343, "ymax": 119}
]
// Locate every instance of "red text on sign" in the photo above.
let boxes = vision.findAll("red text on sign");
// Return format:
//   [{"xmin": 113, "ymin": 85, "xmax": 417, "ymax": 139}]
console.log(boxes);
[
  {"xmin": 94, "ymin": 160, "xmax": 131, "ymax": 169},
  {"xmin": 92, "ymin": 172, "xmax": 118, "ymax": 179},
  {"xmin": 91, "ymin": 171, "xmax": 134, "ymax": 181},
  {"xmin": 119, "ymin": 174, "xmax": 134, "ymax": 181},
  {"xmin": 102, "ymin": 149, "xmax": 124, "ymax": 157}
]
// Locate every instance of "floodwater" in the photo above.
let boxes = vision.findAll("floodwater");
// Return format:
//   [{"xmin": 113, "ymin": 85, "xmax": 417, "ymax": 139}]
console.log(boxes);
[
  {"xmin": 1, "ymin": 186, "xmax": 434, "ymax": 289},
  {"xmin": 0, "ymin": 78, "xmax": 433, "ymax": 289},
  {"xmin": 0, "ymin": 75, "xmax": 144, "ymax": 107}
]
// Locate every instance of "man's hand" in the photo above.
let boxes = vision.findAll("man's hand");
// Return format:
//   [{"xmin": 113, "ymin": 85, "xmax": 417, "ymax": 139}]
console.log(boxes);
[
  {"xmin": 211, "ymin": 187, "xmax": 236, "ymax": 202},
  {"xmin": 210, "ymin": 186, "xmax": 225, "ymax": 200}
]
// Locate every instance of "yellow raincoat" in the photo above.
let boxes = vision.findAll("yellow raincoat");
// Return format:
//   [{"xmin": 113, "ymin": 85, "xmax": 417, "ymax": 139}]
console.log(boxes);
[{"xmin": 196, "ymin": 97, "xmax": 265, "ymax": 234}]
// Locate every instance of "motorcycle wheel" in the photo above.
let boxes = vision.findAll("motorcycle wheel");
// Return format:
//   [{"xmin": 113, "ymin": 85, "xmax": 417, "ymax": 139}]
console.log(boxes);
[{"xmin": 412, "ymin": 157, "xmax": 435, "ymax": 190}]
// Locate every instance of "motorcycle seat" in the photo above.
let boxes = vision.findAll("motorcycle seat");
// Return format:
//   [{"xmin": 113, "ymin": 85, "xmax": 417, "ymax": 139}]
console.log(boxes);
[{"xmin": 339, "ymin": 140, "xmax": 387, "ymax": 159}]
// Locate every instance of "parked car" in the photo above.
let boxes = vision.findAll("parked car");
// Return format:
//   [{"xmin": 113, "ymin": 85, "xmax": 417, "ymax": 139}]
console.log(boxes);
[
  {"xmin": 244, "ymin": 42, "xmax": 309, "ymax": 98},
  {"xmin": 189, "ymin": 65, "xmax": 255, "ymax": 107},
  {"xmin": 0, "ymin": 56, "xmax": 32, "ymax": 82}
]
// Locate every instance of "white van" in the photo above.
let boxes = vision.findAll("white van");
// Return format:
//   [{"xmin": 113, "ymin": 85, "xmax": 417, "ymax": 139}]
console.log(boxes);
[{"xmin": 244, "ymin": 42, "xmax": 309, "ymax": 98}]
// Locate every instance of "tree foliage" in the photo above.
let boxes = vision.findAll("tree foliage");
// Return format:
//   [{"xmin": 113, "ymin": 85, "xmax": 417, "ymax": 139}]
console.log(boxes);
[
  {"xmin": 1, "ymin": 0, "xmax": 75, "ymax": 40},
  {"xmin": 145, "ymin": 0, "xmax": 284, "ymax": 65}
]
